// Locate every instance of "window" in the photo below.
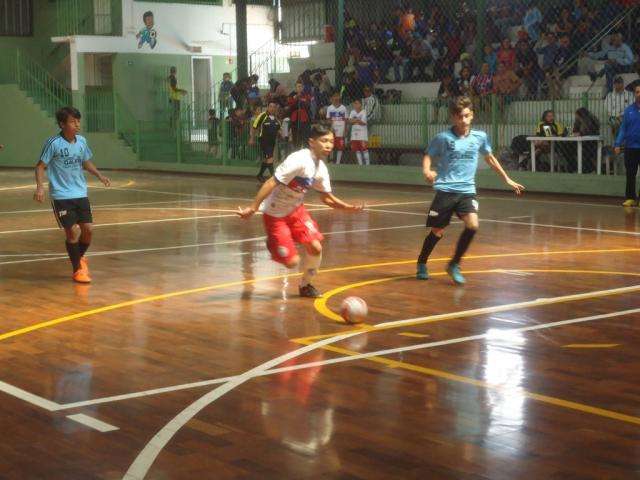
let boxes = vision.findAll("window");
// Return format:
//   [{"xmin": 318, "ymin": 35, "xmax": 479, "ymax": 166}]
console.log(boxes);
[
  {"xmin": 0, "ymin": 0, "xmax": 32, "ymax": 36},
  {"xmin": 134, "ymin": 0, "xmax": 224, "ymax": 5}
]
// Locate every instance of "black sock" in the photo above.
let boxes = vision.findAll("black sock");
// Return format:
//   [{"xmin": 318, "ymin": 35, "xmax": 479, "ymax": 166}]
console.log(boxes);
[
  {"xmin": 79, "ymin": 241, "xmax": 90, "ymax": 257},
  {"xmin": 451, "ymin": 228, "xmax": 476, "ymax": 265},
  {"xmin": 417, "ymin": 231, "xmax": 442, "ymax": 264},
  {"xmin": 266, "ymin": 163, "xmax": 274, "ymax": 176},
  {"xmin": 65, "ymin": 241, "xmax": 81, "ymax": 272}
]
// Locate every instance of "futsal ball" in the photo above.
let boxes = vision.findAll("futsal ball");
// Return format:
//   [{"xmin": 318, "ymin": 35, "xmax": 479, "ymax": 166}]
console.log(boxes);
[{"xmin": 340, "ymin": 296, "xmax": 368, "ymax": 324}]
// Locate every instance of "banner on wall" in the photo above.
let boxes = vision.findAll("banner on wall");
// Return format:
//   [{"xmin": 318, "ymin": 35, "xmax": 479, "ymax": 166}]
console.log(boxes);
[{"xmin": 137, "ymin": 11, "xmax": 158, "ymax": 50}]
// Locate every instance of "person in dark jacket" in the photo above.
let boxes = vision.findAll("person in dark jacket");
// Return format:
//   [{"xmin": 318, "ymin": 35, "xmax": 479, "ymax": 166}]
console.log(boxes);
[{"xmin": 615, "ymin": 85, "xmax": 640, "ymax": 206}]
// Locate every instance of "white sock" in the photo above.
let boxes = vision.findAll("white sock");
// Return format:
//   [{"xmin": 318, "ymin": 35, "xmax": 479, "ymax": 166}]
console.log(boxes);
[
  {"xmin": 336, "ymin": 151, "xmax": 343, "ymax": 164},
  {"xmin": 363, "ymin": 150, "xmax": 370, "ymax": 165},
  {"xmin": 300, "ymin": 251, "xmax": 322, "ymax": 286},
  {"xmin": 356, "ymin": 152, "xmax": 363, "ymax": 165}
]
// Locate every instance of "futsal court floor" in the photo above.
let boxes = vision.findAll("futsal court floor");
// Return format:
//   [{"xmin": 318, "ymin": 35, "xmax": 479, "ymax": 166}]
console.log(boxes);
[{"xmin": 0, "ymin": 168, "xmax": 639, "ymax": 480}]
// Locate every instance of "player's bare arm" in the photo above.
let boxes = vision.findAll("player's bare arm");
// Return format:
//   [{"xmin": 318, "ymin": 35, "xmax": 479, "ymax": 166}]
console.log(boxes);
[
  {"xmin": 484, "ymin": 153, "xmax": 525, "ymax": 195},
  {"xmin": 83, "ymin": 160, "xmax": 111, "ymax": 187},
  {"xmin": 319, "ymin": 192, "xmax": 365, "ymax": 211},
  {"xmin": 422, "ymin": 154, "xmax": 437, "ymax": 183},
  {"xmin": 34, "ymin": 160, "xmax": 46, "ymax": 203},
  {"xmin": 237, "ymin": 176, "xmax": 278, "ymax": 219}
]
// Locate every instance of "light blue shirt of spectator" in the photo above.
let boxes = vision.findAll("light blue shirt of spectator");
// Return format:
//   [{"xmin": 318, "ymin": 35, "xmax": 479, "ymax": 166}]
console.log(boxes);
[
  {"xmin": 524, "ymin": 7, "xmax": 542, "ymax": 42},
  {"xmin": 589, "ymin": 40, "xmax": 634, "ymax": 67}
]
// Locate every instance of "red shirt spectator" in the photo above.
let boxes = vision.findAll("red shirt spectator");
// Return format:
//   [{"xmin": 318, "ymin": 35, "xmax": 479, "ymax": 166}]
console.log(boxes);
[
  {"xmin": 496, "ymin": 38, "xmax": 516, "ymax": 70},
  {"xmin": 287, "ymin": 83, "xmax": 313, "ymax": 123}
]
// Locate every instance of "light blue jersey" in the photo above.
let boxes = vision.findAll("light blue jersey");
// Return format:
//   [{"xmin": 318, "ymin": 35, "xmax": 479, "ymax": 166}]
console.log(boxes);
[
  {"xmin": 40, "ymin": 134, "xmax": 93, "ymax": 200},
  {"xmin": 427, "ymin": 128, "xmax": 492, "ymax": 194}
]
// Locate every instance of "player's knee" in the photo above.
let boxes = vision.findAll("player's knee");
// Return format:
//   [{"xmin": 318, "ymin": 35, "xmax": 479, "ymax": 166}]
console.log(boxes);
[
  {"xmin": 285, "ymin": 255, "xmax": 300, "ymax": 269},
  {"xmin": 466, "ymin": 221, "xmax": 479, "ymax": 231},
  {"xmin": 80, "ymin": 223, "xmax": 93, "ymax": 234},
  {"xmin": 431, "ymin": 228, "xmax": 445, "ymax": 237},
  {"xmin": 307, "ymin": 241, "xmax": 322, "ymax": 256}
]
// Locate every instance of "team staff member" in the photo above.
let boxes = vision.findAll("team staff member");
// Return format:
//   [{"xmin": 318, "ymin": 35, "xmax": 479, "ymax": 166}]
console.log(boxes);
[{"xmin": 250, "ymin": 102, "xmax": 282, "ymax": 182}]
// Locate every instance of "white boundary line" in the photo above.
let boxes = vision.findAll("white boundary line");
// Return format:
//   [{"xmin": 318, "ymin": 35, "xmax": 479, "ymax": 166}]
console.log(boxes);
[
  {"xmin": 123, "ymin": 303, "xmax": 640, "ymax": 479},
  {"xmin": 67, "ymin": 413, "xmax": 119, "ymax": 432},
  {"xmin": 0, "ymin": 199, "xmax": 224, "ymax": 215},
  {"xmin": 366, "ymin": 207, "xmax": 640, "ymax": 236},
  {"xmin": 0, "ymin": 223, "xmax": 424, "ymax": 266}
]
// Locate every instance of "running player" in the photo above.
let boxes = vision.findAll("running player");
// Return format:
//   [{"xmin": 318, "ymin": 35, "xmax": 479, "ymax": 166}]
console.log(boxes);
[
  {"xmin": 237, "ymin": 123, "xmax": 364, "ymax": 298},
  {"xmin": 349, "ymin": 99, "xmax": 370, "ymax": 165},
  {"xmin": 34, "ymin": 107, "xmax": 111, "ymax": 283},
  {"xmin": 250, "ymin": 101, "xmax": 282, "ymax": 182},
  {"xmin": 326, "ymin": 92, "xmax": 347, "ymax": 164},
  {"xmin": 416, "ymin": 96, "xmax": 524, "ymax": 284}
]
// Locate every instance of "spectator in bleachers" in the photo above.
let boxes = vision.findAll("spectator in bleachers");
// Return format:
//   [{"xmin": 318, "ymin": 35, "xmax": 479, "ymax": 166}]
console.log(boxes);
[
  {"xmin": 537, "ymin": 32, "xmax": 560, "ymax": 72},
  {"xmin": 534, "ymin": 109, "xmax": 567, "ymax": 170},
  {"xmin": 572, "ymin": 0, "xmax": 586, "ymax": 21},
  {"xmin": 456, "ymin": 66, "xmax": 474, "ymax": 97},
  {"xmin": 399, "ymin": 7, "xmax": 416, "ymax": 41},
  {"xmin": 493, "ymin": 62, "xmax": 522, "ymax": 111},
  {"xmin": 571, "ymin": 19, "xmax": 594, "ymax": 58},
  {"xmin": 625, "ymin": 63, "xmax": 640, "ymax": 92},
  {"xmin": 497, "ymin": 38, "xmax": 516, "ymax": 71},
  {"xmin": 484, "ymin": 44, "xmax": 498, "ymax": 75},
  {"xmin": 341, "ymin": 72, "xmax": 362, "ymax": 105},
  {"xmin": 219, "ymin": 72, "xmax": 234, "ymax": 114},
  {"xmin": 515, "ymin": 39, "xmax": 542, "ymax": 96},
  {"xmin": 494, "ymin": 6, "xmax": 518, "ymax": 40},
  {"xmin": 362, "ymin": 85, "xmax": 381, "ymax": 123},
  {"xmin": 471, "ymin": 63, "xmax": 494, "ymax": 113},
  {"xmin": 406, "ymin": 35, "xmax": 431, "ymax": 82},
  {"xmin": 588, "ymin": 33, "xmax": 635, "ymax": 92},
  {"xmin": 437, "ymin": 73, "xmax": 460, "ymax": 106},
  {"xmin": 543, "ymin": 34, "xmax": 573, "ymax": 99},
  {"xmin": 523, "ymin": 3, "xmax": 543, "ymax": 42},
  {"xmin": 554, "ymin": 8, "xmax": 574, "ymax": 36},
  {"xmin": 266, "ymin": 79, "xmax": 288, "ymax": 108},
  {"xmin": 606, "ymin": 76, "xmax": 634, "ymax": 141},
  {"xmin": 288, "ymin": 81, "xmax": 313, "ymax": 148}
]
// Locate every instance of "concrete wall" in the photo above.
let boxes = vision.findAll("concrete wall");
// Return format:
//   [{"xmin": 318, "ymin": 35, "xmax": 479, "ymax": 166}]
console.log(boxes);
[{"xmin": 0, "ymin": 85, "xmax": 136, "ymax": 169}]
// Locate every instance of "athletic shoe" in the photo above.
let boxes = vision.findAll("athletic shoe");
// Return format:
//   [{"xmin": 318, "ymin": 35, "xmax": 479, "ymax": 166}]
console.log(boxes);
[
  {"xmin": 447, "ymin": 263, "xmax": 465, "ymax": 285},
  {"xmin": 416, "ymin": 263, "xmax": 429, "ymax": 280},
  {"xmin": 299, "ymin": 284, "xmax": 322, "ymax": 298},
  {"xmin": 622, "ymin": 199, "xmax": 637, "ymax": 207},
  {"xmin": 80, "ymin": 256, "xmax": 89, "ymax": 273},
  {"xmin": 73, "ymin": 269, "xmax": 91, "ymax": 284}
]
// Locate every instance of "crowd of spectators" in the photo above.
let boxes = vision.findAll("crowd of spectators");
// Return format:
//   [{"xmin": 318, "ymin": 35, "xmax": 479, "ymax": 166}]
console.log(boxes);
[{"xmin": 339, "ymin": 0, "xmax": 638, "ymax": 103}]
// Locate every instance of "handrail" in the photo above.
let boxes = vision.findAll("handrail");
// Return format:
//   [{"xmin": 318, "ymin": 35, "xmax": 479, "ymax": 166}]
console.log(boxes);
[{"xmin": 15, "ymin": 49, "xmax": 71, "ymax": 116}]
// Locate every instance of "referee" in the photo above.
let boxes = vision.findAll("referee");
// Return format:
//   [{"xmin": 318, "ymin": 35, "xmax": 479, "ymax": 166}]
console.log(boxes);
[
  {"xmin": 250, "ymin": 102, "xmax": 281, "ymax": 182},
  {"xmin": 615, "ymin": 85, "xmax": 640, "ymax": 207}
]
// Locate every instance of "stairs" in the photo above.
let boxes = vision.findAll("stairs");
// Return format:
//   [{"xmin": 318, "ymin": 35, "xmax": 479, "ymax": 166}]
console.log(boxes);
[{"xmin": 269, "ymin": 42, "xmax": 336, "ymax": 90}]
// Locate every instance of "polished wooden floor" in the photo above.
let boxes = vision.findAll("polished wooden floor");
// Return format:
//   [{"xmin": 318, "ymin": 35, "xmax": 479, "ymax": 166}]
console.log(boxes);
[{"xmin": 1, "ymin": 168, "xmax": 639, "ymax": 480}]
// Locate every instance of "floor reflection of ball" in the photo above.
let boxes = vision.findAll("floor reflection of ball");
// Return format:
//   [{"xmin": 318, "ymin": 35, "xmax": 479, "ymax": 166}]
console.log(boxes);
[{"xmin": 340, "ymin": 296, "xmax": 368, "ymax": 324}]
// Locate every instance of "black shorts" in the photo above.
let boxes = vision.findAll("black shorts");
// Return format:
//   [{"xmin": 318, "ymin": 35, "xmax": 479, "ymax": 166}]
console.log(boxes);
[
  {"xmin": 426, "ymin": 191, "xmax": 478, "ymax": 228},
  {"xmin": 52, "ymin": 197, "xmax": 93, "ymax": 229},
  {"xmin": 259, "ymin": 138, "xmax": 276, "ymax": 159}
]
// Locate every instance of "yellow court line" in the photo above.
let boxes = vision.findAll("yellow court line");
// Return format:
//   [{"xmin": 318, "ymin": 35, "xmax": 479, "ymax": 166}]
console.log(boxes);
[
  {"xmin": 563, "ymin": 344, "xmax": 620, "ymax": 349},
  {"xmin": 398, "ymin": 332, "xmax": 430, "ymax": 338},
  {"xmin": 292, "ymin": 340, "xmax": 640, "ymax": 427},
  {"xmin": 301, "ymin": 269, "xmax": 640, "ymax": 341},
  {"xmin": 2, "ymin": 248, "xmax": 639, "ymax": 342}
]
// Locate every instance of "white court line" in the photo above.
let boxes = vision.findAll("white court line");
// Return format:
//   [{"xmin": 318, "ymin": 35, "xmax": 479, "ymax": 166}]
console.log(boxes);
[
  {"xmin": 123, "ymin": 303, "xmax": 640, "ymax": 479},
  {"xmin": 0, "ymin": 223, "xmax": 424, "ymax": 266},
  {"xmin": 91, "ymin": 184, "xmax": 253, "ymax": 202},
  {"xmin": 67, "ymin": 413, "xmax": 119, "ymax": 432},
  {"xmin": 0, "ymin": 185, "xmax": 34, "ymax": 191},
  {"xmin": 366, "ymin": 207, "xmax": 640, "ymax": 236},
  {"xmin": 0, "ymin": 199, "xmax": 221, "ymax": 215},
  {"xmin": 508, "ymin": 215, "xmax": 532, "ymax": 219},
  {"xmin": 0, "ymin": 380, "xmax": 62, "ymax": 411}
]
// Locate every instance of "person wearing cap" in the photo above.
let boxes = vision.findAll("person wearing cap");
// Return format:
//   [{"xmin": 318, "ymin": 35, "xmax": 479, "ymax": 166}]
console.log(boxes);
[
  {"xmin": 606, "ymin": 76, "xmax": 634, "ymax": 141},
  {"xmin": 614, "ymin": 85, "xmax": 640, "ymax": 206}
]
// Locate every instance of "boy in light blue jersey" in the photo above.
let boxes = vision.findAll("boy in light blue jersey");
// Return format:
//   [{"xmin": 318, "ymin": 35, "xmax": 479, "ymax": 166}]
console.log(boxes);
[
  {"xmin": 417, "ymin": 97, "xmax": 524, "ymax": 284},
  {"xmin": 34, "ymin": 107, "xmax": 111, "ymax": 283}
]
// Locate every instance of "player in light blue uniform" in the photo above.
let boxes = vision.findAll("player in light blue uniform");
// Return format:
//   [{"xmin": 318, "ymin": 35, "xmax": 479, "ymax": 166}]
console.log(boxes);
[
  {"xmin": 416, "ymin": 96, "xmax": 525, "ymax": 284},
  {"xmin": 34, "ymin": 107, "xmax": 111, "ymax": 283}
]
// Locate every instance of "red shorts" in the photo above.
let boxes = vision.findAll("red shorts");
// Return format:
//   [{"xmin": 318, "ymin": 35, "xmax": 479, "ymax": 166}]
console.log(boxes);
[
  {"xmin": 263, "ymin": 204, "xmax": 324, "ymax": 265},
  {"xmin": 334, "ymin": 137, "xmax": 345, "ymax": 151},
  {"xmin": 351, "ymin": 140, "xmax": 368, "ymax": 152}
]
